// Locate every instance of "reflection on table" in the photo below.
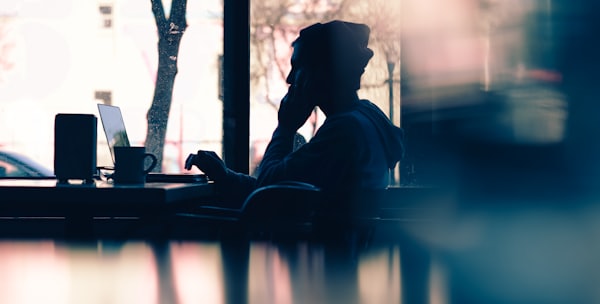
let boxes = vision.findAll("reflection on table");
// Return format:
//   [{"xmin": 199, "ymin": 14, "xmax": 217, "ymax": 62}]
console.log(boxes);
[{"xmin": 0, "ymin": 240, "xmax": 447, "ymax": 304}]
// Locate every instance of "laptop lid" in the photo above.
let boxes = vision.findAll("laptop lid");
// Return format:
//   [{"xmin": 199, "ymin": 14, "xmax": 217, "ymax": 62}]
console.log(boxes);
[
  {"xmin": 97, "ymin": 104, "xmax": 131, "ymax": 164},
  {"xmin": 97, "ymin": 104, "xmax": 208, "ymax": 183}
]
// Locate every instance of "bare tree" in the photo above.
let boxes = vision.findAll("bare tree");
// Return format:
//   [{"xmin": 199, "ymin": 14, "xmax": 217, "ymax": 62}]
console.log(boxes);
[
  {"xmin": 338, "ymin": 0, "xmax": 402, "ymax": 89},
  {"xmin": 250, "ymin": 0, "xmax": 348, "ymax": 138},
  {"xmin": 145, "ymin": 0, "xmax": 188, "ymax": 172},
  {"xmin": 249, "ymin": 0, "xmax": 402, "ymax": 105},
  {"xmin": 250, "ymin": 0, "xmax": 301, "ymax": 110},
  {"xmin": 250, "ymin": 0, "xmax": 347, "ymax": 110}
]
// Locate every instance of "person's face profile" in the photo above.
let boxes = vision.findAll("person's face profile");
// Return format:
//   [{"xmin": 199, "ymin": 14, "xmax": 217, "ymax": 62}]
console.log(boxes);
[
  {"xmin": 285, "ymin": 37, "xmax": 333, "ymax": 109},
  {"xmin": 286, "ymin": 44, "xmax": 304, "ymax": 85},
  {"xmin": 286, "ymin": 65, "xmax": 298, "ymax": 85},
  {"xmin": 287, "ymin": 43, "xmax": 324, "ymax": 85}
]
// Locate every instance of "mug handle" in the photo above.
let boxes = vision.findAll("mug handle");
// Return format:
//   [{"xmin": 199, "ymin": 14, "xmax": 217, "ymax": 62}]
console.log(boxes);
[{"xmin": 143, "ymin": 153, "xmax": 158, "ymax": 174}]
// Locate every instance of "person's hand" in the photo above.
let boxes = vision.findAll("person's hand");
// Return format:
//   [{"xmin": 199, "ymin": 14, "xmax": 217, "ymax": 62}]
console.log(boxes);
[
  {"xmin": 278, "ymin": 69, "xmax": 317, "ymax": 132},
  {"xmin": 185, "ymin": 150, "xmax": 228, "ymax": 182}
]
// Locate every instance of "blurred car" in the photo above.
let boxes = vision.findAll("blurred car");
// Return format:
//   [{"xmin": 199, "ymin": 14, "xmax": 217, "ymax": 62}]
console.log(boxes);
[{"xmin": 0, "ymin": 150, "xmax": 54, "ymax": 178}]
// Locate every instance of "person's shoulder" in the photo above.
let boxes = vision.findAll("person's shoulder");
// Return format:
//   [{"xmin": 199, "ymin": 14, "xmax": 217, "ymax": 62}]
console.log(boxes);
[
  {"xmin": 321, "ymin": 109, "xmax": 363, "ymax": 131},
  {"xmin": 312, "ymin": 111, "xmax": 363, "ymax": 144},
  {"xmin": 357, "ymin": 99, "xmax": 388, "ymax": 116}
]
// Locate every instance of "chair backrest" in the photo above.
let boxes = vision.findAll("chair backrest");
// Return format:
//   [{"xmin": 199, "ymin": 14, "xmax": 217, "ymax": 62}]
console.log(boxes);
[{"xmin": 239, "ymin": 181, "xmax": 324, "ymax": 234}]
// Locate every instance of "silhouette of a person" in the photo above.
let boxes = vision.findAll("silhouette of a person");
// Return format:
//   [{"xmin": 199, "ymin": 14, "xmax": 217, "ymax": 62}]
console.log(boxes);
[{"xmin": 186, "ymin": 20, "xmax": 405, "ymax": 206}]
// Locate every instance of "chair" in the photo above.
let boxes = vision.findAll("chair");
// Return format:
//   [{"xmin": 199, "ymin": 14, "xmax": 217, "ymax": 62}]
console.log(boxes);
[
  {"xmin": 238, "ymin": 181, "xmax": 323, "ymax": 233},
  {"xmin": 173, "ymin": 183, "xmax": 443, "ymax": 243},
  {"xmin": 173, "ymin": 181, "xmax": 324, "ymax": 240}
]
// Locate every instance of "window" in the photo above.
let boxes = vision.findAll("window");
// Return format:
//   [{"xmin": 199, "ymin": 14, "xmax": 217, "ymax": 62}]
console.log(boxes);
[
  {"xmin": 0, "ymin": 0, "xmax": 574, "ymax": 183},
  {"xmin": 248, "ymin": 0, "xmax": 569, "ymax": 186},
  {"xmin": 249, "ymin": 0, "xmax": 402, "ymax": 180},
  {"xmin": 0, "ymin": 1, "xmax": 224, "ymax": 174}
]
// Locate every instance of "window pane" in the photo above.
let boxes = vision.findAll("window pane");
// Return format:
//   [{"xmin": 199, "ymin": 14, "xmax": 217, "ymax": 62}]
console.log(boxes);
[
  {"xmin": 249, "ymin": 0, "xmax": 569, "ymax": 186},
  {"xmin": 0, "ymin": 0, "xmax": 223, "ymax": 174},
  {"xmin": 249, "ymin": 0, "xmax": 402, "ymax": 177}
]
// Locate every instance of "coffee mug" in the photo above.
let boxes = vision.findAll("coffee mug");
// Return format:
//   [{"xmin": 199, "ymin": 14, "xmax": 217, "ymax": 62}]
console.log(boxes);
[{"xmin": 113, "ymin": 146, "xmax": 157, "ymax": 184}]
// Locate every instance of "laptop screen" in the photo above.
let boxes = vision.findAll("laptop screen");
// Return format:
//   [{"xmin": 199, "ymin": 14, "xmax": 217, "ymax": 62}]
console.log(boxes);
[
  {"xmin": 97, "ymin": 103, "xmax": 208, "ymax": 182},
  {"xmin": 97, "ymin": 104, "xmax": 131, "ymax": 163}
]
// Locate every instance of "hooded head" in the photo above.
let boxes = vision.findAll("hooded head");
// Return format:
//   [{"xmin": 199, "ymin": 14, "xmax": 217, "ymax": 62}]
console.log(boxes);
[{"xmin": 286, "ymin": 21, "xmax": 374, "ymax": 109}]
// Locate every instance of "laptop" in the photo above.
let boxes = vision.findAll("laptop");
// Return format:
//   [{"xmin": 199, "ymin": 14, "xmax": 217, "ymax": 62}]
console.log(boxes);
[{"xmin": 97, "ymin": 104, "xmax": 207, "ymax": 183}]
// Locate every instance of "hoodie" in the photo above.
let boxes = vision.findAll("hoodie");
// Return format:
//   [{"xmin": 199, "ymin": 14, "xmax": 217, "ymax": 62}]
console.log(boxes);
[
  {"xmin": 256, "ymin": 99, "xmax": 405, "ymax": 195},
  {"xmin": 214, "ymin": 99, "xmax": 405, "ymax": 207},
  {"xmin": 356, "ymin": 99, "xmax": 405, "ymax": 169}
]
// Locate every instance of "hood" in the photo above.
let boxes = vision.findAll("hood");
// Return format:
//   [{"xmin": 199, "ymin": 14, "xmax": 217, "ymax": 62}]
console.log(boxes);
[{"xmin": 357, "ymin": 100, "xmax": 405, "ymax": 168}]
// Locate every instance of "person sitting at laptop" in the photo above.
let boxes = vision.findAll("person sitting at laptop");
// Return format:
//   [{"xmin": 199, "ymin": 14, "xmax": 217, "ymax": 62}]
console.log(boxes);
[{"xmin": 185, "ymin": 20, "xmax": 405, "ymax": 208}]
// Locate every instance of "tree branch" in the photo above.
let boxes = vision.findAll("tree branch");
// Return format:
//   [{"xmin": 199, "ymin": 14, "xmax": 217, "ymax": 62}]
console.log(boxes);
[
  {"xmin": 170, "ymin": 0, "xmax": 188, "ymax": 32},
  {"xmin": 150, "ymin": 0, "xmax": 167, "ymax": 31}
]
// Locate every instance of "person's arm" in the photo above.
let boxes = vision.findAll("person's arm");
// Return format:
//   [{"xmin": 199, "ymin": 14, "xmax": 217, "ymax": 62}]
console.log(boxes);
[
  {"xmin": 256, "ymin": 65, "xmax": 366, "ymax": 186},
  {"xmin": 254, "ymin": 126, "xmax": 297, "ymax": 184},
  {"xmin": 253, "ymin": 67, "xmax": 318, "ymax": 184},
  {"xmin": 256, "ymin": 116, "xmax": 360, "ymax": 188},
  {"xmin": 218, "ymin": 169, "xmax": 257, "ymax": 206},
  {"xmin": 185, "ymin": 150, "xmax": 257, "ymax": 206}
]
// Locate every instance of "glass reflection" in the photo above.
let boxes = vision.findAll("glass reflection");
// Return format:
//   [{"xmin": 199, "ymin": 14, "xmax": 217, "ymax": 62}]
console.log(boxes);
[
  {"xmin": 169, "ymin": 242, "xmax": 224, "ymax": 304},
  {"xmin": 358, "ymin": 246, "xmax": 400, "ymax": 304},
  {"xmin": 0, "ymin": 240, "xmax": 437, "ymax": 304},
  {"xmin": 0, "ymin": 241, "xmax": 159, "ymax": 304},
  {"xmin": 0, "ymin": 241, "xmax": 69, "ymax": 304}
]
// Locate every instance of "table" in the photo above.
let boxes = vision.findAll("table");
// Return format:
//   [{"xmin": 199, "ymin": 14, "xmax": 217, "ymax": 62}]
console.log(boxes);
[
  {"xmin": 0, "ymin": 178, "xmax": 215, "ymax": 238},
  {"xmin": 2, "ymin": 179, "xmax": 597, "ymax": 303}
]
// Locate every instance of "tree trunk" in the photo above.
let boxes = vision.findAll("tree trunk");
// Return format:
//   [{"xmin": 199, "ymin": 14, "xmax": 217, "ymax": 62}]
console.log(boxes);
[{"xmin": 145, "ymin": 0, "xmax": 187, "ymax": 172}]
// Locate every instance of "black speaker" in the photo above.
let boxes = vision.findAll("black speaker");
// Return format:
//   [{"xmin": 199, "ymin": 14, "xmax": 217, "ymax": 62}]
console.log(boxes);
[{"xmin": 54, "ymin": 114, "xmax": 97, "ymax": 184}]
